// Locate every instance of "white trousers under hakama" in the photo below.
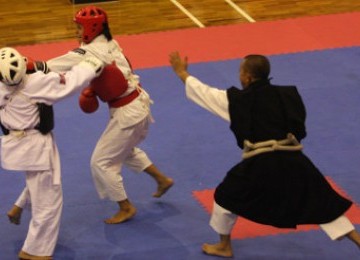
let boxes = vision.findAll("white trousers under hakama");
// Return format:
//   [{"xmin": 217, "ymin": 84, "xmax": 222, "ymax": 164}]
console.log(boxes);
[{"xmin": 210, "ymin": 202, "xmax": 354, "ymax": 240}]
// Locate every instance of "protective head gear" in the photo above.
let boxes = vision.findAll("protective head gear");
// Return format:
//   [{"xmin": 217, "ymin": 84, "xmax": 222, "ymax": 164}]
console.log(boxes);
[
  {"xmin": 74, "ymin": 5, "xmax": 108, "ymax": 44},
  {"xmin": 0, "ymin": 47, "xmax": 26, "ymax": 86}
]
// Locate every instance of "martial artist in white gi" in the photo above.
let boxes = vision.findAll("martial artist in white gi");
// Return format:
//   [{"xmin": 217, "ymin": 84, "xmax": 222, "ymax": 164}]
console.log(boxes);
[
  {"xmin": 169, "ymin": 51, "xmax": 360, "ymax": 258},
  {"xmin": 45, "ymin": 5, "xmax": 173, "ymax": 224},
  {"xmin": 0, "ymin": 47, "xmax": 103, "ymax": 259}
]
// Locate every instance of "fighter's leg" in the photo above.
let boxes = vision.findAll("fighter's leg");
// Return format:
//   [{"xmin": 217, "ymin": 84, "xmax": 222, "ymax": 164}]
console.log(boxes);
[
  {"xmin": 202, "ymin": 202, "xmax": 237, "ymax": 258},
  {"xmin": 90, "ymin": 116, "xmax": 130, "ymax": 201},
  {"xmin": 21, "ymin": 170, "xmax": 63, "ymax": 257},
  {"xmin": 8, "ymin": 205, "xmax": 23, "ymax": 225},
  {"xmin": 320, "ymin": 215, "xmax": 360, "ymax": 249},
  {"xmin": 124, "ymin": 148, "xmax": 174, "ymax": 198},
  {"xmin": 104, "ymin": 199, "xmax": 137, "ymax": 224},
  {"xmin": 346, "ymin": 230, "xmax": 360, "ymax": 249},
  {"xmin": 7, "ymin": 187, "xmax": 30, "ymax": 225},
  {"xmin": 91, "ymin": 116, "xmax": 152, "ymax": 223},
  {"xmin": 145, "ymin": 164, "xmax": 174, "ymax": 198},
  {"xmin": 91, "ymin": 133, "xmax": 137, "ymax": 224}
]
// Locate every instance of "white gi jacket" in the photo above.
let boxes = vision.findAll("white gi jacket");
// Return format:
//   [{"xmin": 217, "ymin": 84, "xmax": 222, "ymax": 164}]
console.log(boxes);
[
  {"xmin": 0, "ymin": 65, "xmax": 97, "ymax": 183},
  {"xmin": 47, "ymin": 35, "xmax": 152, "ymax": 129}
]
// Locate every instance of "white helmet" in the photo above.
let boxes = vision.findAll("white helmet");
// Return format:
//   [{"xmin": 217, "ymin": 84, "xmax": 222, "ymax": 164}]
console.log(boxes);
[{"xmin": 0, "ymin": 47, "xmax": 26, "ymax": 86}]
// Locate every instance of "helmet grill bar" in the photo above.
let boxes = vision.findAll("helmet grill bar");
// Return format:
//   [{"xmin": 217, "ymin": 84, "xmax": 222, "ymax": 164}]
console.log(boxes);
[{"xmin": 10, "ymin": 69, "xmax": 16, "ymax": 80}]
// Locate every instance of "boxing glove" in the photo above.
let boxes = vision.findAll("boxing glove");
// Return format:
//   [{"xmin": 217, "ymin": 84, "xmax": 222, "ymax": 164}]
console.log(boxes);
[{"xmin": 79, "ymin": 87, "xmax": 99, "ymax": 113}]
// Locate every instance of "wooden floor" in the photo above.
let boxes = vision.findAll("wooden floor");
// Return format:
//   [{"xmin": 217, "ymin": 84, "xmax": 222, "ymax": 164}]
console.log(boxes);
[{"xmin": 0, "ymin": 0, "xmax": 360, "ymax": 47}]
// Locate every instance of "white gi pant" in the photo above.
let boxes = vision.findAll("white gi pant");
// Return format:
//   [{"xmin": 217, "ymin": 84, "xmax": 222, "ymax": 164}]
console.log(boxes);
[
  {"xmin": 22, "ymin": 170, "xmax": 63, "ymax": 256},
  {"xmin": 5, "ymin": 133, "xmax": 63, "ymax": 256},
  {"xmin": 210, "ymin": 202, "xmax": 355, "ymax": 240},
  {"xmin": 91, "ymin": 108, "xmax": 152, "ymax": 201},
  {"xmin": 15, "ymin": 187, "xmax": 30, "ymax": 208}
]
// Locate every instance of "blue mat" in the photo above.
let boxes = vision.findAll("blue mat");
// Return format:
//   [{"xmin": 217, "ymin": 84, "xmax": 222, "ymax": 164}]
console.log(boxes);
[{"xmin": 1, "ymin": 47, "xmax": 360, "ymax": 259}]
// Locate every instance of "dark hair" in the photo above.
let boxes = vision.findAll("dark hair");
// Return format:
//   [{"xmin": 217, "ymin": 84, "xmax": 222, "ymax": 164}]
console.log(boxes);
[
  {"xmin": 102, "ymin": 23, "xmax": 113, "ymax": 41},
  {"xmin": 243, "ymin": 54, "xmax": 270, "ymax": 80}
]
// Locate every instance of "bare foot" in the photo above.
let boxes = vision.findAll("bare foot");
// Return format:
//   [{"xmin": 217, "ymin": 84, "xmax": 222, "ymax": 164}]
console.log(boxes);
[
  {"xmin": 202, "ymin": 243, "xmax": 233, "ymax": 258},
  {"xmin": 104, "ymin": 206, "xmax": 137, "ymax": 224},
  {"xmin": 7, "ymin": 205, "xmax": 23, "ymax": 225},
  {"xmin": 153, "ymin": 177, "xmax": 174, "ymax": 198}
]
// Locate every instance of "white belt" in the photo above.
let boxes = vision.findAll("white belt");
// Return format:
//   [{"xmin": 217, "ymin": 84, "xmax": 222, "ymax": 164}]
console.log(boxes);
[{"xmin": 242, "ymin": 133, "xmax": 303, "ymax": 159}]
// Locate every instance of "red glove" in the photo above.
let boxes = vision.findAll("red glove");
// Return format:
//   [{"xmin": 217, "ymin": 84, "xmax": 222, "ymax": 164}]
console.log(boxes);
[
  {"xmin": 79, "ymin": 87, "xmax": 99, "ymax": 113},
  {"xmin": 25, "ymin": 57, "xmax": 35, "ymax": 73},
  {"xmin": 25, "ymin": 57, "xmax": 49, "ymax": 74}
]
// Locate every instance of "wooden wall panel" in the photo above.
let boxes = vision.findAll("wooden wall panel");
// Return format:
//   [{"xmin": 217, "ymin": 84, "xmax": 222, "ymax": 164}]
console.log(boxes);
[{"xmin": 0, "ymin": 0, "xmax": 359, "ymax": 46}]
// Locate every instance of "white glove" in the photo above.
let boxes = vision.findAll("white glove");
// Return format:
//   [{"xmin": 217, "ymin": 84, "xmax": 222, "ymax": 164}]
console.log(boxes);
[{"xmin": 78, "ymin": 56, "xmax": 104, "ymax": 76}]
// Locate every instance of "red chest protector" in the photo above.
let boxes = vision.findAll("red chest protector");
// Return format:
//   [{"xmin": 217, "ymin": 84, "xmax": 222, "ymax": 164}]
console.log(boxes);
[
  {"xmin": 79, "ymin": 62, "xmax": 129, "ymax": 113},
  {"xmin": 90, "ymin": 62, "xmax": 128, "ymax": 102}
]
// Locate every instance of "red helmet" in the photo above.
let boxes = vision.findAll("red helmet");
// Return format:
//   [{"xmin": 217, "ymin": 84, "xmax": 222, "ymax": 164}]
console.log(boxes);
[{"xmin": 74, "ymin": 6, "xmax": 108, "ymax": 44}]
